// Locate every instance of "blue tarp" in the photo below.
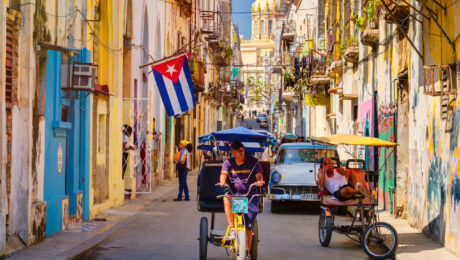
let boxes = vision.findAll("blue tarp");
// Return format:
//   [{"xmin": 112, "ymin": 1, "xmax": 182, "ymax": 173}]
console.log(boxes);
[
  {"xmin": 198, "ymin": 127, "xmax": 273, "ymax": 144},
  {"xmin": 197, "ymin": 145, "xmax": 264, "ymax": 153}
]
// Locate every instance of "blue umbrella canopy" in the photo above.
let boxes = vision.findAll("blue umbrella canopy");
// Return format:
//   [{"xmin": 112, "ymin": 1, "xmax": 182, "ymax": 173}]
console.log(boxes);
[{"xmin": 198, "ymin": 127, "xmax": 273, "ymax": 145}]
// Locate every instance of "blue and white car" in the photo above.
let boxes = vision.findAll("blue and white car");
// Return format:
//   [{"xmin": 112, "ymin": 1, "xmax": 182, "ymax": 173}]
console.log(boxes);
[{"xmin": 268, "ymin": 142, "xmax": 339, "ymax": 212}]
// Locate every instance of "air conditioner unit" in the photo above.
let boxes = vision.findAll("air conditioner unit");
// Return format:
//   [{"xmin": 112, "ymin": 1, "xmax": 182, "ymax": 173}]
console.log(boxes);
[{"xmin": 72, "ymin": 64, "xmax": 94, "ymax": 91}]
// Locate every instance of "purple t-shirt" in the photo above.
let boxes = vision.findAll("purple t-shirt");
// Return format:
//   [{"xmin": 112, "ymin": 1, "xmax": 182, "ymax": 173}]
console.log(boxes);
[{"xmin": 221, "ymin": 156, "xmax": 263, "ymax": 195}]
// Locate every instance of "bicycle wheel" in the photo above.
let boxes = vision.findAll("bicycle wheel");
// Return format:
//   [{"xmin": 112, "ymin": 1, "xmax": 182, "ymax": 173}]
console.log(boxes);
[
  {"xmin": 199, "ymin": 217, "xmax": 208, "ymax": 260},
  {"xmin": 361, "ymin": 222, "xmax": 398, "ymax": 260},
  {"xmin": 250, "ymin": 220, "xmax": 258, "ymax": 260},
  {"xmin": 318, "ymin": 209, "xmax": 332, "ymax": 247},
  {"xmin": 236, "ymin": 230, "xmax": 247, "ymax": 260}
]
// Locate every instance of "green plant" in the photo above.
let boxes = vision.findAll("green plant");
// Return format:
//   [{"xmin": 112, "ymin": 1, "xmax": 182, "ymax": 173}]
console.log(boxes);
[
  {"xmin": 339, "ymin": 41, "xmax": 345, "ymax": 53},
  {"xmin": 367, "ymin": 0, "xmax": 376, "ymax": 23},
  {"xmin": 350, "ymin": 13, "xmax": 358, "ymax": 21},
  {"xmin": 225, "ymin": 47, "xmax": 233, "ymax": 58},
  {"xmin": 356, "ymin": 17, "xmax": 365, "ymax": 31}
]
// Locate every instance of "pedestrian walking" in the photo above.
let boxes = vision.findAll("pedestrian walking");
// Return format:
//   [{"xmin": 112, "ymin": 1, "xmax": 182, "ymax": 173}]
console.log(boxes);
[
  {"xmin": 174, "ymin": 140, "xmax": 191, "ymax": 201},
  {"xmin": 122, "ymin": 125, "xmax": 136, "ymax": 179}
]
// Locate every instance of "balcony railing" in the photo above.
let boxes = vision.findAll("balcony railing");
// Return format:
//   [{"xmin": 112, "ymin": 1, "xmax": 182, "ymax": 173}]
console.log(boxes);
[
  {"xmin": 177, "ymin": 0, "xmax": 192, "ymax": 16},
  {"xmin": 382, "ymin": 0, "xmax": 410, "ymax": 23},
  {"xmin": 190, "ymin": 60, "xmax": 205, "ymax": 91}
]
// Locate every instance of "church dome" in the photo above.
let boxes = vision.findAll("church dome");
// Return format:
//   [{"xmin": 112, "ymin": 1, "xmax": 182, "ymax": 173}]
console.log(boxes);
[{"xmin": 252, "ymin": 0, "xmax": 278, "ymax": 12}]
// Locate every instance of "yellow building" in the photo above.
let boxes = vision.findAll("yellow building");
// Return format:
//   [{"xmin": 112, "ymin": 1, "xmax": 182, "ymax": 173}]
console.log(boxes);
[{"xmin": 241, "ymin": 0, "xmax": 281, "ymax": 116}]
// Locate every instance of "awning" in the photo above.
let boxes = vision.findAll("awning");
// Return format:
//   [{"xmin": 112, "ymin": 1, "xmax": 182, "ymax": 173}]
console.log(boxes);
[{"xmin": 312, "ymin": 134, "xmax": 398, "ymax": 147}]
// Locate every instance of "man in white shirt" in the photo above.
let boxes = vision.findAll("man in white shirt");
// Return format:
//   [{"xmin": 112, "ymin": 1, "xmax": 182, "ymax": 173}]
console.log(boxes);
[{"xmin": 318, "ymin": 157, "xmax": 368, "ymax": 200}]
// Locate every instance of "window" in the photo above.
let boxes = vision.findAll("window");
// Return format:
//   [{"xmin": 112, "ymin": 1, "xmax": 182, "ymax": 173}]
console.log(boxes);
[
  {"xmin": 268, "ymin": 20, "xmax": 273, "ymax": 34},
  {"xmin": 277, "ymin": 149, "xmax": 338, "ymax": 164},
  {"xmin": 260, "ymin": 20, "xmax": 264, "ymax": 34}
]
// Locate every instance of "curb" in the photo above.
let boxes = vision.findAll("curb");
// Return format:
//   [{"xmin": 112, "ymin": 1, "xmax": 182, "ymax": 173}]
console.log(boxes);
[
  {"xmin": 55, "ymin": 214, "xmax": 140, "ymax": 260},
  {"xmin": 58, "ymin": 173, "xmax": 189, "ymax": 260}
]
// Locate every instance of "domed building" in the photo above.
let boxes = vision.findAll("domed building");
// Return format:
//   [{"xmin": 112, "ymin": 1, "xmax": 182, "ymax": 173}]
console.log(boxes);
[{"xmin": 241, "ymin": 0, "xmax": 288, "ymax": 117}]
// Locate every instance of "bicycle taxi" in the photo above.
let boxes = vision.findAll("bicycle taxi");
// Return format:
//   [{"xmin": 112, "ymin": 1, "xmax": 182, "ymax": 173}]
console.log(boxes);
[
  {"xmin": 196, "ymin": 127, "xmax": 274, "ymax": 260},
  {"xmin": 312, "ymin": 134, "xmax": 399, "ymax": 260}
]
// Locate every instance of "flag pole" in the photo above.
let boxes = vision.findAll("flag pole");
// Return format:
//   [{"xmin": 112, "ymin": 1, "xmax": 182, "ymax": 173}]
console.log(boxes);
[{"xmin": 139, "ymin": 52, "xmax": 188, "ymax": 69}]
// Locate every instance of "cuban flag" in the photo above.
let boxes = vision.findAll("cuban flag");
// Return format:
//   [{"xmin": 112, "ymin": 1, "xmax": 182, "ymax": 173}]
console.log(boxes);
[{"xmin": 152, "ymin": 55, "xmax": 196, "ymax": 117}]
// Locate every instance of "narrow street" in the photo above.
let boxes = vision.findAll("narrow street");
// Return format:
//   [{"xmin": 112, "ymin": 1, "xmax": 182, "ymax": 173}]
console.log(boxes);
[
  {"xmin": 80, "ymin": 172, "xmax": 366, "ymax": 260},
  {"xmin": 76, "ymin": 171, "xmax": 458, "ymax": 260}
]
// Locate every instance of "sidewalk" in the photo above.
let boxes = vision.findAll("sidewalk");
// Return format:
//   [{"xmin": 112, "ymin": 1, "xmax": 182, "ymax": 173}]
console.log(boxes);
[
  {"xmin": 378, "ymin": 212, "xmax": 458, "ymax": 260},
  {"xmin": 6, "ymin": 170, "xmax": 194, "ymax": 260}
]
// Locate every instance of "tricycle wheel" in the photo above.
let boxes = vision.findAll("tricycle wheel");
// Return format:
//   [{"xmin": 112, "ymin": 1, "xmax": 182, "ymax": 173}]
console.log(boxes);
[
  {"xmin": 361, "ymin": 222, "xmax": 398, "ymax": 260},
  {"xmin": 236, "ymin": 230, "xmax": 247, "ymax": 260},
  {"xmin": 270, "ymin": 200, "xmax": 281, "ymax": 213},
  {"xmin": 318, "ymin": 209, "xmax": 332, "ymax": 247},
  {"xmin": 250, "ymin": 220, "xmax": 258, "ymax": 260},
  {"xmin": 199, "ymin": 217, "xmax": 208, "ymax": 260}
]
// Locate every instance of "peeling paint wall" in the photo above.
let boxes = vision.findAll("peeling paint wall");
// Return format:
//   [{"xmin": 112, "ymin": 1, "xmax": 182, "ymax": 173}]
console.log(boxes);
[
  {"xmin": 405, "ymin": 0, "xmax": 460, "ymax": 255},
  {"xmin": 0, "ymin": 0, "xmax": 7, "ymax": 254}
]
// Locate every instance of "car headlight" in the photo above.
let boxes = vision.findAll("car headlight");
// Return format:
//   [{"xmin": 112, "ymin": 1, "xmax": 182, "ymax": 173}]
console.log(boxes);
[{"xmin": 272, "ymin": 171, "xmax": 281, "ymax": 183}]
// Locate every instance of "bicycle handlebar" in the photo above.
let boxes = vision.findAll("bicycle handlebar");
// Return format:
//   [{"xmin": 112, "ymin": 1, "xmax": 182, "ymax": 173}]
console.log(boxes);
[{"xmin": 215, "ymin": 182, "xmax": 264, "ymax": 198}]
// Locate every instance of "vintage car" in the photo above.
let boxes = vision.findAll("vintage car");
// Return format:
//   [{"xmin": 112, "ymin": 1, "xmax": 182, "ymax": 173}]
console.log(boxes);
[{"xmin": 268, "ymin": 142, "xmax": 339, "ymax": 212}]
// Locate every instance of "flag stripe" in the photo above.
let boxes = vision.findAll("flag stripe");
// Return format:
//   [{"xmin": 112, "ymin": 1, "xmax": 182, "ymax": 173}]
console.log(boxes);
[
  {"xmin": 153, "ymin": 70, "xmax": 175, "ymax": 117},
  {"xmin": 182, "ymin": 58, "xmax": 196, "ymax": 107},
  {"xmin": 173, "ymin": 76, "xmax": 189, "ymax": 112},
  {"xmin": 178, "ymin": 70, "xmax": 194, "ymax": 110},
  {"xmin": 163, "ymin": 75, "xmax": 182, "ymax": 115}
]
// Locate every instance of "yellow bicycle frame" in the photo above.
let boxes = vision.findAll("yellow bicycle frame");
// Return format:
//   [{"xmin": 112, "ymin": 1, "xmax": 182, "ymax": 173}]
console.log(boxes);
[{"xmin": 222, "ymin": 213, "xmax": 246, "ymax": 254}]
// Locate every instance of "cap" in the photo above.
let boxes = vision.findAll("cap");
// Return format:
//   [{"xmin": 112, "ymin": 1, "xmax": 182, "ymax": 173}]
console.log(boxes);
[
  {"xmin": 231, "ymin": 141, "xmax": 245, "ymax": 150},
  {"xmin": 180, "ymin": 140, "xmax": 190, "ymax": 146}
]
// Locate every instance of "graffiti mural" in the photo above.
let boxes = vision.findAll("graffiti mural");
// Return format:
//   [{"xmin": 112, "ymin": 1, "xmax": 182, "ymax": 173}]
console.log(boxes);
[
  {"xmin": 378, "ymin": 104, "xmax": 396, "ymax": 212},
  {"xmin": 449, "ymin": 108, "xmax": 460, "ymax": 238},
  {"xmin": 426, "ymin": 118, "xmax": 449, "ymax": 242},
  {"xmin": 359, "ymin": 99, "xmax": 375, "ymax": 171}
]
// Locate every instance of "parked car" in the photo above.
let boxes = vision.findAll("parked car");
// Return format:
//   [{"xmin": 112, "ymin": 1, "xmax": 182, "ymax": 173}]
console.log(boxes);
[
  {"xmin": 268, "ymin": 142, "xmax": 339, "ymax": 213},
  {"xmin": 256, "ymin": 114, "xmax": 268, "ymax": 129},
  {"xmin": 256, "ymin": 113, "xmax": 267, "ymax": 123}
]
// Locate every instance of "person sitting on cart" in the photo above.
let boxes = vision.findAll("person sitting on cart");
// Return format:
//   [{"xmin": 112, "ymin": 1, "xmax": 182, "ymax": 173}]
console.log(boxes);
[
  {"xmin": 318, "ymin": 157, "xmax": 368, "ymax": 201},
  {"xmin": 219, "ymin": 141, "xmax": 265, "ymax": 251}
]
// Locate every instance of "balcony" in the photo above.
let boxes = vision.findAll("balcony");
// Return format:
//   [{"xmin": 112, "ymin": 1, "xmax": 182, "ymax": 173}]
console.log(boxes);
[
  {"xmin": 309, "ymin": 76, "xmax": 331, "ymax": 86},
  {"xmin": 383, "ymin": 0, "xmax": 410, "ymax": 23},
  {"xmin": 190, "ymin": 60, "xmax": 205, "ymax": 92},
  {"xmin": 282, "ymin": 20, "xmax": 296, "ymax": 42},
  {"xmin": 177, "ymin": 0, "xmax": 192, "ymax": 16},
  {"xmin": 344, "ymin": 46, "xmax": 359, "ymax": 64},
  {"xmin": 308, "ymin": 51, "xmax": 330, "ymax": 86},
  {"xmin": 361, "ymin": 28, "xmax": 380, "ymax": 46},
  {"xmin": 327, "ymin": 60, "xmax": 343, "ymax": 78}
]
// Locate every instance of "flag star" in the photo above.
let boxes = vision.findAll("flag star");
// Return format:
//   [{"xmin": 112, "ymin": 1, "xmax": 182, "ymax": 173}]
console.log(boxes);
[{"xmin": 166, "ymin": 64, "xmax": 177, "ymax": 76}]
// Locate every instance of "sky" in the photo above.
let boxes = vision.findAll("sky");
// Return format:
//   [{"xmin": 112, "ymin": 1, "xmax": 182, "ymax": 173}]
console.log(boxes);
[{"xmin": 231, "ymin": 0, "xmax": 254, "ymax": 40}]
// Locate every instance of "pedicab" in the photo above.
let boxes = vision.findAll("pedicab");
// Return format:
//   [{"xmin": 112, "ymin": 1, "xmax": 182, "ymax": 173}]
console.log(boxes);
[
  {"xmin": 196, "ymin": 127, "xmax": 274, "ymax": 260},
  {"xmin": 312, "ymin": 134, "xmax": 399, "ymax": 260}
]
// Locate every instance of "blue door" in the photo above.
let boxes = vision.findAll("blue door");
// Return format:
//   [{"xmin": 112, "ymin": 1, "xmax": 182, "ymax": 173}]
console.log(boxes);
[{"xmin": 43, "ymin": 50, "xmax": 72, "ymax": 236}]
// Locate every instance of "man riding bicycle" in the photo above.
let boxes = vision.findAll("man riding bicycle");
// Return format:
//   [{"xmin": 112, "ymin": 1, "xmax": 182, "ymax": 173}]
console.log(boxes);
[{"xmin": 219, "ymin": 141, "xmax": 265, "ymax": 252}]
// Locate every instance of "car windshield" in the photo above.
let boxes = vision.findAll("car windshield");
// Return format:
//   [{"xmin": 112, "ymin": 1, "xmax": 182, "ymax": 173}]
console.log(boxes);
[{"xmin": 277, "ymin": 148, "xmax": 337, "ymax": 164}]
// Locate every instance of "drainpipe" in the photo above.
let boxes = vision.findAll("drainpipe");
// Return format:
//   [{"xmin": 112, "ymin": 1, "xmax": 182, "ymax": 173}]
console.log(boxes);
[{"xmin": 372, "ymin": 50, "xmax": 378, "ymax": 173}]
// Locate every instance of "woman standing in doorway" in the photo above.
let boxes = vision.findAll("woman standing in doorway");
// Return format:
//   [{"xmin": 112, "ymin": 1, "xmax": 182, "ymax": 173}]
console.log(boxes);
[{"xmin": 122, "ymin": 125, "xmax": 136, "ymax": 179}]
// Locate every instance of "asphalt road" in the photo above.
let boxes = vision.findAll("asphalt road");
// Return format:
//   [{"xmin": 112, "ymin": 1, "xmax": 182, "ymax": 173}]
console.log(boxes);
[
  {"xmin": 80, "ymin": 172, "xmax": 367, "ymax": 260},
  {"xmin": 237, "ymin": 118, "xmax": 270, "ymax": 131}
]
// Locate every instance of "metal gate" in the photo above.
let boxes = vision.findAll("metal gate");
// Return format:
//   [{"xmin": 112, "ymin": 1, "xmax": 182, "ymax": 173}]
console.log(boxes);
[{"xmin": 122, "ymin": 98, "xmax": 153, "ymax": 193}]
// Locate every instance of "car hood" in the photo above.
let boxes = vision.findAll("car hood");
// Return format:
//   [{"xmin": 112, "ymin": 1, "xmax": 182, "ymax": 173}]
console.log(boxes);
[{"xmin": 274, "ymin": 163, "xmax": 320, "ymax": 185}]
